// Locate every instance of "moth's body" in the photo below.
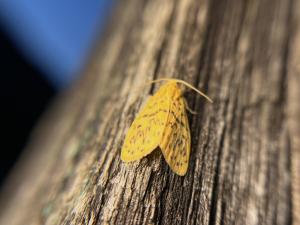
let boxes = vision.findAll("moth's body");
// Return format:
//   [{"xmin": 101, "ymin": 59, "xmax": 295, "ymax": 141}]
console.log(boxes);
[{"xmin": 121, "ymin": 81, "xmax": 191, "ymax": 175}]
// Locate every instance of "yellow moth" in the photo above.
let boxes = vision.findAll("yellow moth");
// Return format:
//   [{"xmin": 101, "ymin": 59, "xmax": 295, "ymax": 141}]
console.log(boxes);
[{"xmin": 121, "ymin": 78, "xmax": 212, "ymax": 176}]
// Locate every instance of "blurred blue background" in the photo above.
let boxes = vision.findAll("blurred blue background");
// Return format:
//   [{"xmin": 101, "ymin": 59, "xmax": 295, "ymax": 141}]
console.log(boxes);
[
  {"xmin": 0, "ymin": 0, "xmax": 115, "ymax": 184},
  {"xmin": 0, "ymin": 0, "xmax": 114, "ymax": 88}
]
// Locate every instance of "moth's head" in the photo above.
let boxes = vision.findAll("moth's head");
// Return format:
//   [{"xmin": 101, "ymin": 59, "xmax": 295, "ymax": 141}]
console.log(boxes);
[
  {"xmin": 163, "ymin": 80, "xmax": 179, "ymax": 90},
  {"xmin": 149, "ymin": 78, "xmax": 213, "ymax": 103},
  {"xmin": 163, "ymin": 81, "xmax": 183, "ymax": 98}
]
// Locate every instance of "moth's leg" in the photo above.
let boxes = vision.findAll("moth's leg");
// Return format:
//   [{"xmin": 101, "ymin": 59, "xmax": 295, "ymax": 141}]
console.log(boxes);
[{"xmin": 183, "ymin": 98, "xmax": 198, "ymax": 115}]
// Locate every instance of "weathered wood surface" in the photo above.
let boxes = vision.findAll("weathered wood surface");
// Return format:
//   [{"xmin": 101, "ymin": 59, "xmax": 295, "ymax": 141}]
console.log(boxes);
[{"xmin": 0, "ymin": 0, "xmax": 299, "ymax": 224}]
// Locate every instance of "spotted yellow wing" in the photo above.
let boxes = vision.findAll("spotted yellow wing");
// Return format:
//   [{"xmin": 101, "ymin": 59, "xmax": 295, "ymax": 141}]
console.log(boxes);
[
  {"xmin": 121, "ymin": 85, "xmax": 171, "ymax": 161},
  {"xmin": 159, "ymin": 93, "xmax": 191, "ymax": 176}
]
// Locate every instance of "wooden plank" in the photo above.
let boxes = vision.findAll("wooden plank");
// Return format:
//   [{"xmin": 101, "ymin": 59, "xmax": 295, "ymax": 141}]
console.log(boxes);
[{"xmin": 0, "ymin": 0, "xmax": 298, "ymax": 224}]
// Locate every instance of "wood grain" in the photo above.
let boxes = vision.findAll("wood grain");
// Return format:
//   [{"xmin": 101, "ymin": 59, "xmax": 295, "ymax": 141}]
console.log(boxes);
[{"xmin": 0, "ymin": 0, "xmax": 299, "ymax": 224}]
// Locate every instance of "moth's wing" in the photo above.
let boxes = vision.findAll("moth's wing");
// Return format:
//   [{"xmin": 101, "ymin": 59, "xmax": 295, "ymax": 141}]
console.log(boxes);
[
  {"xmin": 121, "ymin": 91, "xmax": 170, "ymax": 162},
  {"xmin": 159, "ymin": 96, "xmax": 191, "ymax": 176}
]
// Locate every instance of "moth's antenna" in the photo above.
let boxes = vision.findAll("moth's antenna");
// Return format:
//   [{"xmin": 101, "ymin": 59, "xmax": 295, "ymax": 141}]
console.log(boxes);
[{"xmin": 147, "ymin": 78, "xmax": 213, "ymax": 103}]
